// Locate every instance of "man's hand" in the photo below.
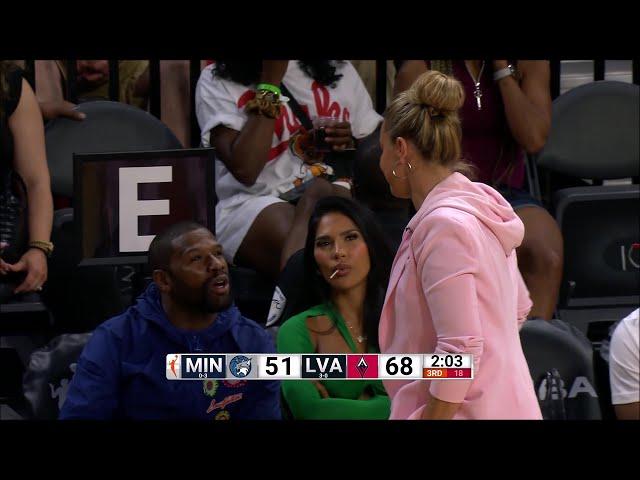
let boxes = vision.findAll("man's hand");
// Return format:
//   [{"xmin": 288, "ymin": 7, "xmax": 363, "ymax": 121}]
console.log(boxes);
[
  {"xmin": 324, "ymin": 121, "xmax": 355, "ymax": 151},
  {"xmin": 39, "ymin": 100, "xmax": 86, "ymax": 122}
]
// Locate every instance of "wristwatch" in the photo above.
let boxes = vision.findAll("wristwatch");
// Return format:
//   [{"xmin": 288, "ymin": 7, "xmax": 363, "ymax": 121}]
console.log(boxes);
[
  {"xmin": 493, "ymin": 64, "xmax": 516, "ymax": 82},
  {"xmin": 29, "ymin": 240, "xmax": 54, "ymax": 257}
]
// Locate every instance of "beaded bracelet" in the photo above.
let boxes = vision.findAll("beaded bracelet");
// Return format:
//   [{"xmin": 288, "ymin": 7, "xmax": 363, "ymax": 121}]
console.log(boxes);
[{"xmin": 245, "ymin": 90, "xmax": 282, "ymax": 119}]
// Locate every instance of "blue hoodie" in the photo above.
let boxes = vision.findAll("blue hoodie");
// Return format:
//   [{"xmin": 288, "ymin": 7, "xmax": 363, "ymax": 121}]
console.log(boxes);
[{"xmin": 60, "ymin": 283, "xmax": 281, "ymax": 420}]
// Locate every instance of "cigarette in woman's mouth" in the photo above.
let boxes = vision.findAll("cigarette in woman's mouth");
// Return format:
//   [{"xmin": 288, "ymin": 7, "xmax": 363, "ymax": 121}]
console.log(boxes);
[{"xmin": 329, "ymin": 269, "xmax": 339, "ymax": 279}]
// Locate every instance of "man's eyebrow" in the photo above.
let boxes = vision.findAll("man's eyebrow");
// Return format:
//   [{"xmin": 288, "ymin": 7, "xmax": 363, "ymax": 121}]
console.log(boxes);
[{"xmin": 182, "ymin": 243, "xmax": 221, "ymax": 255}]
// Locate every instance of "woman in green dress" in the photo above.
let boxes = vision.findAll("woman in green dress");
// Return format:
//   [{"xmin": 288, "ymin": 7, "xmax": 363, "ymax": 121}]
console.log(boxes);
[{"xmin": 277, "ymin": 196, "xmax": 393, "ymax": 419}]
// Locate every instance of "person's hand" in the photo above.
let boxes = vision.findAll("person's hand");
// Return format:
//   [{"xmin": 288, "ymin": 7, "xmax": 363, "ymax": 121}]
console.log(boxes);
[
  {"xmin": 0, "ymin": 257, "xmax": 11, "ymax": 274},
  {"xmin": 39, "ymin": 100, "xmax": 86, "ymax": 122},
  {"xmin": 492, "ymin": 60, "xmax": 510, "ymax": 71},
  {"xmin": 0, "ymin": 248, "xmax": 48, "ymax": 294},
  {"xmin": 312, "ymin": 381, "xmax": 330, "ymax": 399},
  {"xmin": 260, "ymin": 60, "xmax": 289, "ymax": 85},
  {"xmin": 324, "ymin": 121, "xmax": 355, "ymax": 151}
]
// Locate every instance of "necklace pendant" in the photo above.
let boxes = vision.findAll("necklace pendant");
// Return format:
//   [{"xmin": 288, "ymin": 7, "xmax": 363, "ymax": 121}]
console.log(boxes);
[{"xmin": 474, "ymin": 85, "xmax": 482, "ymax": 110}]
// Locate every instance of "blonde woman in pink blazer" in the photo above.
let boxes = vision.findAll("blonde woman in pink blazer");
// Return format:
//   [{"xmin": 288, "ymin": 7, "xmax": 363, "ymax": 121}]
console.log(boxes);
[{"xmin": 377, "ymin": 70, "xmax": 542, "ymax": 420}]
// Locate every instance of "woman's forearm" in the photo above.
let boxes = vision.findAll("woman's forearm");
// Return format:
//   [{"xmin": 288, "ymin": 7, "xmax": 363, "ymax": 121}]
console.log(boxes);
[
  {"xmin": 497, "ymin": 77, "xmax": 549, "ymax": 153},
  {"xmin": 421, "ymin": 396, "xmax": 462, "ymax": 420},
  {"xmin": 25, "ymin": 181, "xmax": 53, "ymax": 243},
  {"xmin": 496, "ymin": 61, "xmax": 551, "ymax": 154},
  {"xmin": 229, "ymin": 114, "xmax": 279, "ymax": 186}
]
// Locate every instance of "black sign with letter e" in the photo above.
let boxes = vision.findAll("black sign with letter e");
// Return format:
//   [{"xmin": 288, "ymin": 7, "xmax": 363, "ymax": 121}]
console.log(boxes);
[
  {"xmin": 301, "ymin": 354, "xmax": 347, "ymax": 379},
  {"xmin": 73, "ymin": 148, "xmax": 215, "ymax": 266}
]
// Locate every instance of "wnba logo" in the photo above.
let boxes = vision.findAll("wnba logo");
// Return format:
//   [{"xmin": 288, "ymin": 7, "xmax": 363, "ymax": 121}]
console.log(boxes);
[
  {"xmin": 537, "ymin": 375, "xmax": 597, "ymax": 400},
  {"xmin": 166, "ymin": 354, "xmax": 181, "ymax": 379}
]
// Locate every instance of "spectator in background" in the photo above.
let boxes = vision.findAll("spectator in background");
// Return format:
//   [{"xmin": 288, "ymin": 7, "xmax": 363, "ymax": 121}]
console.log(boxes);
[
  {"xmin": 277, "ymin": 197, "xmax": 392, "ymax": 419},
  {"xmin": 195, "ymin": 60, "xmax": 383, "ymax": 281},
  {"xmin": 0, "ymin": 60, "xmax": 53, "ymax": 301},
  {"xmin": 60, "ymin": 222, "xmax": 280, "ymax": 420},
  {"xmin": 349, "ymin": 60, "xmax": 396, "ymax": 112},
  {"xmin": 35, "ymin": 60, "xmax": 148, "ymax": 109},
  {"xmin": 34, "ymin": 60, "xmax": 194, "ymax": 147},
  {"xmin": 378, "ymin": 70, "xmax": 540, "ymax": 419},
  {"xmin": 394, "ymin": 60, "xmax": 562, "ymax": 321},
  {"xmin": 609, "ymin": 308, "xmax": 639, "ymax": 420}
]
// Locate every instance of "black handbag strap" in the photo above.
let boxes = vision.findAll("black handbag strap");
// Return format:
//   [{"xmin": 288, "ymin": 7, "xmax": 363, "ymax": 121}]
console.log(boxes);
[{"xmin": 280, "ymin": 83, "xmax": 314, "ymax": 131}]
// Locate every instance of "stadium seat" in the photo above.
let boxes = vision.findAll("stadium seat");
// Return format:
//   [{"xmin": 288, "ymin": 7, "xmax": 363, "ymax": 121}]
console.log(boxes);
[
  {"xmin": 22, "ymin": 332, "xmax": 92, "ymax": 419},
  {"xmin": 533, "ymin": 81, "xmax": 639, "ymax": 336},
  {"xmin": 43, "ymin": 208, "xmax": 126, "ymax": 333},
  {"xmin": 42, "ymin": 101, "xmax": 183, "ymax": 330},
  {"xmin": 520, "ymin": 319, "xmax": 602, "ymax": 419},
  {"xmin": 45, "ymin": 100, "xmax": 183, "ymax": 198}
]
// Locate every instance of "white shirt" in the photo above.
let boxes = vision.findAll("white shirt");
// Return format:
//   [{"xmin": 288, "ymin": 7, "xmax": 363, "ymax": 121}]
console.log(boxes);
[
  {"xmin": 195, "ymin": 61, "xmax": 382, "ymax": 213},
  {"xmin": 609, "ymin": 308, "xmax": 639, "ymax": 405}
]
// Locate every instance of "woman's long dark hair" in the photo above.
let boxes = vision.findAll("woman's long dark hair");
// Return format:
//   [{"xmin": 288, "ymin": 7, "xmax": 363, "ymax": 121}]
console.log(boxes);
[
  {"xmin": 303, "ymin": 196, "xmax": 394, "ymax": 351},
  {"xmin": 0, "ymin": 61, "xmax": 18, "ymax": 120},
  {"xmin": 213, "ymin": 61, "xmax": 344, "ymax": 87}
]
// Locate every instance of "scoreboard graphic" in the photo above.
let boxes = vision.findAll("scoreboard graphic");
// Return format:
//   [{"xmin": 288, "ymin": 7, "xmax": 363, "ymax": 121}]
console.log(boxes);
[{"xmin": 166, "ymin": 354, "xmax": 473, "ymax": 380}]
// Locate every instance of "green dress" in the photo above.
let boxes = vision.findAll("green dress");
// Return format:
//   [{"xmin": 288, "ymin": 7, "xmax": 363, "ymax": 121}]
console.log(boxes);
[{"xmin": 277, "ymin": 303, "xmax": 390, "ymax": 420}]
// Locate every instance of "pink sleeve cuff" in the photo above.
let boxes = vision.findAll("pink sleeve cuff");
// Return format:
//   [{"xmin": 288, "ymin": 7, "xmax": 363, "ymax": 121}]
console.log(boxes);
[
  {"xmin": 429, "ymin": 338, "xmax": 483, "ymax": 404},
  {"xmin": 429, "ymin": 379, "xmax": 474, "ymax": 404}
]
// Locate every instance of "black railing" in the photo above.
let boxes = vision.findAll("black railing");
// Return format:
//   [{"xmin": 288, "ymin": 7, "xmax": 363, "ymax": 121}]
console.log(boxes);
[
  {"xmin": 23, "ymin": 59, "xmax": 640, "ymax": 148},
  {"xmin": 66, "ymin": 60, "xmax": 78, "ymax": 104},
  {"xmin": 108, "ymin": 59, "xmax": 119, "ymax": 102},
  {"xmin": 550, "ymin": 59, "xmax": 561, "ymax": 100},
  {"xmin": 149, "ymin": 60, "xmax": 161, "ymax": 119},
  {"xmin": 23, "ymin": 60, "xmax": 35, "ymax": 88},
  {"xmin": 375, "ymin": 59, "xmax": 387, "ymax": 115},
  {"xmin": 190, "ymin": 59, "xmax": 202, "ymax": 147}
]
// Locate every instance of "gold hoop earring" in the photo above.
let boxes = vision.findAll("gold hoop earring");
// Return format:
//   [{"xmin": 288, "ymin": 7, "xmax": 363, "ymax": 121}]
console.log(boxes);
[{"xmin": 392, "ymin": 161, "xmax": 413, "ymax": 180}]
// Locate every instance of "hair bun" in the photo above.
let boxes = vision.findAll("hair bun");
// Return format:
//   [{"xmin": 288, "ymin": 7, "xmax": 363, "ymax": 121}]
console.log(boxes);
[{"xmin": 408, "ymin": 70, "xmax": 465, "ymax": 116}]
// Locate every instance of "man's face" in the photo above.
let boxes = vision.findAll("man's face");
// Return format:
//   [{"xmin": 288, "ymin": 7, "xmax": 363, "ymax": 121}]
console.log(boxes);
[
  {"xmin": 76, "ymin": 60, "xmax": 110, "ymax": 90},
  {"xmin": 165, "ymin": 229, "xmax": 232, "ymax": 313}
]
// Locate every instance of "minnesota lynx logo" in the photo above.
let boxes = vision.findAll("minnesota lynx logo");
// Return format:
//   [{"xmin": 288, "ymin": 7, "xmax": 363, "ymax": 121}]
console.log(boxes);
[{"xmin": 229, "ymin": 355, "xmax": 252, "ymax": 378}]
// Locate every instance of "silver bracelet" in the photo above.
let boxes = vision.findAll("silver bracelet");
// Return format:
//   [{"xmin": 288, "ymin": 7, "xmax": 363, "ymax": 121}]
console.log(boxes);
[{"xmin": 494, "ymin": 64, "xmax": 515, "ymax": 82}]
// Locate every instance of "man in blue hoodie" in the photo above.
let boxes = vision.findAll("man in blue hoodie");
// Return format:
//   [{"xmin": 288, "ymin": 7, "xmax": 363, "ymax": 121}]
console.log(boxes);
[{"xmin": 60, "ymin": 221, "xmax": 281, "ymax": 419}]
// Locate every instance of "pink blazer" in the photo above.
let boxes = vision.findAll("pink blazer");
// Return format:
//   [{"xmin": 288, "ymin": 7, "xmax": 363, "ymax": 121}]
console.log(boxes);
[{"xmin": 379, "ymin": 173, "xmax": 542, "ymax": 419}]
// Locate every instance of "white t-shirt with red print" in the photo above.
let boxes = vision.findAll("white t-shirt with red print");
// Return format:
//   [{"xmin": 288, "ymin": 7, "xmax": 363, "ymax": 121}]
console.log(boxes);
[
  {"xmin": 609, "ymin": 308, "xmax": 639, "ymax": 406},
  {"xmin": 195, "ymin": 61, "xmax": 382, "ymax": 261}
]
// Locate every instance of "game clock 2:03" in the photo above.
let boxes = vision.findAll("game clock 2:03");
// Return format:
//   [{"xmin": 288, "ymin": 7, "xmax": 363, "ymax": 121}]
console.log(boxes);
[{"xmin": 427, "ymin": 354, "xmax": 464, "ymax": 368}]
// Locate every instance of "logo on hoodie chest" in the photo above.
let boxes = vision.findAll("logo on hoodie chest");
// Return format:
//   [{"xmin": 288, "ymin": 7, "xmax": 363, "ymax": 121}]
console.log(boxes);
[
  {"xmin": 206, "ymin": 393, "xmax": 244, "ymax": 414},
  {"xmin": 203, "ymin": 379, "xmax": 247, "ymax": 415}
]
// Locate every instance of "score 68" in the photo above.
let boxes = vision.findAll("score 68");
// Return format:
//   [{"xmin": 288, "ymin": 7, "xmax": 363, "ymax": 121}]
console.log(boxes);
[{"xmin": 378, "ymin": 355, "xmax": 422, "ymax": 379}]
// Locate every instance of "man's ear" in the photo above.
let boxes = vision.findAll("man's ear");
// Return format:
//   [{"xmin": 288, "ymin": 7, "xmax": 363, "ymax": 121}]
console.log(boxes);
[{"xmin": 152, "ymin": 269, "xmax": 171, "ymax": 294}]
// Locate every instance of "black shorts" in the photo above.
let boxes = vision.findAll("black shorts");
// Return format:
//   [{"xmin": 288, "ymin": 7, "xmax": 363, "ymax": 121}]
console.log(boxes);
[{"xmin": 497, "ymin": 185, "xmax": 544, "ymax": 211}]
